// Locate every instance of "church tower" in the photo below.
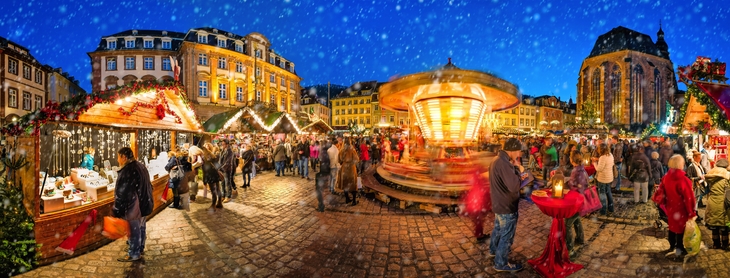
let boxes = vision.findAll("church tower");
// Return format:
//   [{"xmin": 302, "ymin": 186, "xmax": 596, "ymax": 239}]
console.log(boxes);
[{"xmin": 656, "ymin": 21, "xmax": 670, "ymax": 59}]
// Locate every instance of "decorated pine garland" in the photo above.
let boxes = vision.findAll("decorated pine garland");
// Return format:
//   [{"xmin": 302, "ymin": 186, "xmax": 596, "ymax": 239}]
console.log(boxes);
[
  {"xmin": 640, "ymin": 123, "xmax": 658, "ymax": 139},
  {"xmin": 1, "ymin": 80, "xmax": 201, "ymax": 136},
  {"xmin": 675, "ymin": 84, "xmax": 730, "ymax": 133}
]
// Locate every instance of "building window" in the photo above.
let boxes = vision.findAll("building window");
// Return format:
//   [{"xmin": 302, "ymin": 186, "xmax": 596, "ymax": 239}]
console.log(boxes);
[
  {"xmin": 125, "ymin": 57, "xmax": 135, "ymax": 70},
  {"xmin": 281, "ymin": 78, "xmax": 286, "ymax": 86},
  {"xmin": 360, "ymin": 108, "xmax": 364, "ymax": 114},
  {"xmin": 22, "ymin": 92, "xmax": 31, "ymax": 111},
  {"xmin": 162, "ymin": 57, "xmax": 171, "ymax": 71},
  {"xmin": 520, "ymin": 119, "xmax": 524, "ymax": 126},
  {"xmin": 366, "ymin": 118, "xmax": 371, "ymax": 124},
  {"xmin": 161, "ymin": 41, "xmax": 171, "ymax": 49},
  {"xmin": 335, "ymin": 110, "xmax": 339, "ymax": 115},
  {"xmin": 8, "ymin": 88, "xmax": 17, "ymax": 108},
  {"xmin": 8, "ymin": 58, "xmax": 18, "ymax": 75},
  {"xmin": 236, "ymin": 87, "xmax": 243, "ymax": 102},
  {"xmin": 218, "ymin": 57, "xmax": 227, "ymax": 69},
  {"xmin": 23, "ymin": 64, "xmax": 31, "ymax": 80},
  {"xmin": 281, "ymin": 97, "xmax": 286, "ymax": 111},
  {"xmin": 512, "ymin": 119, "xmax": 516, "ymax": 126},
  {"xmin": 219, "ymin": 84, "xmax": 227, "ymax": 99},
  {"xmin": 107, "ymin": 40, "xmax": 116, "ymax": 49},
  {"xmin": 389, "ymin": 115, "xmax": 394, "ymax": 122},
  {"xmin": 217, "ymin": 38, "xmax": 226, "ymax": 47},
  {"xmin": 35, "ymin": 95, "xmax": 43, "ymax": 110},
  {"xmin": 107, "ymin": 57, "xmax": 117, "ymax": 70},
  {"xmin": 235, "ymin": 43, "xmax": 243, "ymax": 53},
  {"xmin": 198, "ymin": 81, "xmax": 208, "ymax": 97},
  {"xmin": 143, "ymin": 57, "xmax": 154, "ymax": 70},
  {"xmin": 235, "ymin": 61, "xmax": 243, "ymax": 73},
  {"xmin": 290, "ymin": 81, "xmax": 295, "ymax": 88},
  {"xmin": 255, "ymin": 67, "xmax": 261, "ymax": 78},
  {"xmin": 255, "ymin": 49, "xmax": 262, "ymax": 58},
  {"xmin": 348, "ymin": 109, "xmax": 352, "ymax": 115},
  {"xmin": 520, "ymin": 107, "xmax": 524, "ymax": 114},
  {"xmin": 125, "ymin": 40, "xmax": 135, "ymax": 48},
  {"xmin": 335, "ymin": 119, "xmax": 339, "ymax": 125},
  {"xmin": 35, "ymin": 70, "xmax": 43, "ymax": 84},
  {"xmin": 144, "ymin": 40, "xmax": 153, "ymax": 49},
  {"xmin": 197, "ymin": 34, "xmax": 207, "ymax": 43},
  {"xmin": 198, "ymin": 53, "xmax": 208, "ymax": 66},
  {"xmin": 270, "ymin": 94, "xmax": 275, "ymax": 104},
  {"xmin": 256, "ymin": 91, "xmax": 262, "ymax": 101},
  {"xmin": 270, "ymin": 74, "xmax": 275, "ymax": 83},
  {"xmin": 269, "ymin": 57, "xmax": 275, "ymax": 64},
  {"xmin": 375, "ymin": 104, "xmax": 379, "ymax": 111}
]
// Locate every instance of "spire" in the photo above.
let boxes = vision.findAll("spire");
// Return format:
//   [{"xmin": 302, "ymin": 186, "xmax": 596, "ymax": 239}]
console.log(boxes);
[{"xmin": 655, "ymin": 20, "xmax": 669, "ymax": 59}]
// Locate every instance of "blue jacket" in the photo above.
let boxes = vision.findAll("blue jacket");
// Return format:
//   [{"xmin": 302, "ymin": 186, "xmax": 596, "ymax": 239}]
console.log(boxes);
[{"xmin": 80, "ymin": 154, "xmax": 94, "ymax": 170}]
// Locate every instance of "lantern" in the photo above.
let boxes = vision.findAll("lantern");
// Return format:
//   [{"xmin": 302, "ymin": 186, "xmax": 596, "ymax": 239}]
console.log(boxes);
[{"xmin": 553, "ymin": 179, "xmax": 564, "ymax": 198}]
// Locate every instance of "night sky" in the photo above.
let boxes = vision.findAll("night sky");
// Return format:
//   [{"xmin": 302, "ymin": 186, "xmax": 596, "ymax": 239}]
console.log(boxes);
[{"xmin": 2, "ymin": 0, "xmax": 728, "ymax": 101}]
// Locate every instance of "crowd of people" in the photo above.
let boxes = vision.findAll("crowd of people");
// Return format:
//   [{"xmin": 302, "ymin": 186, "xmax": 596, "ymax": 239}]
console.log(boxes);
[{"xmin": 466, "ymin": 134, "xmax": 730, "ymax": 273}]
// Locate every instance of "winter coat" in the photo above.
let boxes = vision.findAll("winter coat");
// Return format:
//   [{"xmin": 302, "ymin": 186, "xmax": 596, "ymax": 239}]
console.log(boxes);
[
  {"xmin": 370, "ymin": 143, "xmax": 381, "ymax": 161},
  {"xmin": 298, "ymin": 142, "xmax": 311, "ymax": 158},
  {"xmin": 328, "ymin": 145, "xmax": 340, "ymax": 168},
  {"xmin": 595, "ymin": 154, "xmax": 614, "ymax": 184},
  {"xmin": 662, "ymin": 169, "xmax": 697, "ymax": 234},
  {"xmin": 310, "ymin": 145, "xmax": 320, "ymax": 160},
  {"xmin": 704, "ymin": 167, "xmax": 730, "ymax": 228},
  {"xmin": 165, "ymin": 156, "xmax": 181, "ymax": 188},
  {"xmin": 629, "ymin": 152, "xmax": 652, "ymax": 183},
  {"xmin": 359, "ymin": 143, "xmax": 370, "ymax": 161},
  {"xmin": 336, "ymin": 144, "xmax": 359, "ymax": 192},
  {"xmin": 659, "ymin": 146, "xmax": 673, "ymax": 166},
  {"xmin": 649, "ymin": 158, "xmax": 664, "ymax": 186},
  {"xmin": 612, "ymin": 143, "xmax": 624, "ymax": 164},
  {"xmin": 686, "ymin": 161, "xmax": 707, "ymax": 188},
  {"xmin": 218, "ymin": 147, "xmax": 236, "ymax": 174},
  {"xmin": 319, "ymin": 145, "xmax": 331, "ymax": 175},
  {"xmin": 291, "ymin": 144, "xmax": 300, "ymax": 161},
  {"xmin": 541, "ymin": 145, "xmax": 558, "ymax": 167},
  {"xmin": 114, "ymin": 160, "xmax": 153, "ymax": 219},
  {"xmin": 489, "ymin": 151, "xmax": 522, "ymax": 214},
  {"xmin": 202, "ymin": 155, "xmax": 221, "ymax": 185},
  {"xmin": 80, "ymin": 153, "xmax": 94, "ymax": 170},
  {"xmin": 241, "ymin": 149, "xmax": 255, "ymax": 174},
  {"xmin": 273, "ymin": 145, "xmax": 287, "ymax": 162},
  {"xmin": 177, "ymin": 155, "xmax": 192, "ymax": 194},
  {"xmin": 567, "ymin": 165, "xmax": 588, "ymax": 194}
]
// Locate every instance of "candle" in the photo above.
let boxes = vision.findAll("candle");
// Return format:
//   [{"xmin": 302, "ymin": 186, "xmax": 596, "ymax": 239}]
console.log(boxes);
[{"xmin": 553, "ymin": 180, "xmax": 564, "ymax": 198}]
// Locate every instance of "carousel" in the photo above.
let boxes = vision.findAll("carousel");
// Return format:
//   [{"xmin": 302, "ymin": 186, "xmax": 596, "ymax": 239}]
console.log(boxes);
[{"xmin": 366, "ymin": 58, "xmax": 520, "ymax": 210}]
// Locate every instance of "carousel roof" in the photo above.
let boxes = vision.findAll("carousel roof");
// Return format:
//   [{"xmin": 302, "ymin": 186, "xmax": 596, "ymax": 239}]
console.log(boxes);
[{"xmin": 378, "ymin": 58, "xmax": 520, "ymax": 113}]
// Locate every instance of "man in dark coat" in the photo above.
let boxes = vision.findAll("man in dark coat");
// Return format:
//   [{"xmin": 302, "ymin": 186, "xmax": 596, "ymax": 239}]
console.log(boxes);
[
  {"xmin": 489, "ymin": 138, "xmax": 525, "ymax": 273},
  {"xmin": 611, "ymin": 136, "xmax": 624, "ymax": 190},
  {"xmin": 113, "ymin": 147, "xmax": 152, "ymax": 262},
  {"xmin": 218, "ymin": 140, "xmax": 236, "ymax": 203},
  {"xmin": 273, "ymin": 140, "xmax": 287, "ymax": 176},
  {"xmin": 298, "ymin": 139, "xmax": 311, "ymax": 180}
]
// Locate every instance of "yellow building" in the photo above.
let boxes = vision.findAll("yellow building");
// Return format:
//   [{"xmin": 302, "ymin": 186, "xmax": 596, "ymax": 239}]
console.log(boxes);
[
  {"xmin": 179, "ymin": 28, "xmax": 301, "ymax": 120},
  {"xmin": 49, "ymin": 68, "xmax": 86, "ymax": 103},
  {"xmin": 300, "ymin": 90, "xmax": 330, "ymax": 125},
  {"xmin": 0, "ymin": 36, "xmax": 51, "ymax": 125},
  {"xmin": 518, "ymin": 98, "xmax": 538, "ymax": 131},
  {"xmin": 331, "ymin": 81, "xmax": 377, "ymax": 128}
]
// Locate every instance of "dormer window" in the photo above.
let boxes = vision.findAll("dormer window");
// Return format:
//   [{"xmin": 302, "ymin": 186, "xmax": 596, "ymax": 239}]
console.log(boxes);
[
  {"xmin": 255, "ymin": 49, "xmax": 262, "ymax": 58},
  {"xmin": 107, "ymin": 39, "xmax": 117, "ymax": 49},
  {"xmin": 132, "ymin": 30, "xmax": 138, "ymax": 35},
  {"xmin": 161, "ymin": 39, "xmax": 171, "ymax": 49},
  {"xmin": 125, "ymin": 39, "xmax": 135, "ymax": 48},
  {"xmin": 144, "ymin": 39, "xmax": 153, "ymax": 49},
  {"xmin": 197, "ymin": 33, "xmax": 208, "ymax": 43},
  {"xmin": 162, "ymin": 31, "xmax": 168, "ymax": 36},
  {"xmin": 217, "ymin": 37, "xmax": 226, "ymax": 47},
  {"xmin": 269, "ymin": 56, "xmax": 275, "ymax": 64},
  {"xmin": 235, "ymin": 43, "xmax": 243, "ymax": 53}
]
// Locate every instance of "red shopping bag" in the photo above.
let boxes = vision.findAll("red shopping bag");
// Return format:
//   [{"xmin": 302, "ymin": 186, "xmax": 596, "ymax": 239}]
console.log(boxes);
[
  {"xmin": 579, "ymin": 186, "xmax": 602, "ymax": 216},
  {"xmin": 101, "ymin": 216, "xmax": 129, "ymax": 239}
]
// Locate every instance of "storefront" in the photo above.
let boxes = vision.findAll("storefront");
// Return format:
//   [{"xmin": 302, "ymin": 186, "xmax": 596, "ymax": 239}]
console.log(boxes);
[{"xmin": 1, "ymin": 81, "xmax": 202, "ymax": 264}]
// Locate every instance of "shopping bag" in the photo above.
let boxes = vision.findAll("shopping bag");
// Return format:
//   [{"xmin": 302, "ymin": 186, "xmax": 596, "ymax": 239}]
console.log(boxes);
[
  {"xmin": 101, "ymin": 216, "xmax": 129, "ymax": 239},
  {"xmin": 683, "ymin": 217, "xmax": 702, "ymax": 256},
  {"xmin": 357, "ymin": 177, "xmax": 363, "ymax": 190},
  {"xmin": 651, "ymin": 183, "xmax": 666, "ymax": 205},
  {"xmin": 579, "ymin": 186, "xmax": 602, "ymax": 216}
]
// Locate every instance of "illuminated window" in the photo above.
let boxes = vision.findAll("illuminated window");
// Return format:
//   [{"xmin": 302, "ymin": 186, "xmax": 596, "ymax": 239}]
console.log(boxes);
[
  {"xmin": 236, "ymin": 87, "xmax": 243, "ymax": 102},
  {"xmin": 198, "ymin": 81, "xmax": 208, "ymax": 97},
  {"xmin": 256, "ymin": 91, "xmax": 262, "ymax": 101},
  {"xmin": 219, "ymin": 84, "xmax": 227, "ymax": 99}
]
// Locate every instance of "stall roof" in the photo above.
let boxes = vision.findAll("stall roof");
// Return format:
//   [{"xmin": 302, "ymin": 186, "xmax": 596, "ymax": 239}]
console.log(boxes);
[
  {"xmin": 301, "ymin": 119, "xmax": 334, "ymax": 133},
  {"xmin": 1, "ymin": 81, "xmax": 203, "ymax": 136},
  {"xmin": 203, "ymin": 108, "xmax": 250, "ymax": 133}
]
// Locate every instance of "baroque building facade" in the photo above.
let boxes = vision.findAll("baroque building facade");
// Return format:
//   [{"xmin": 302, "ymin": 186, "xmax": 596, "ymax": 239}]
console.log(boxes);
[
  {"xmin": 577, "ymin": 26, "xmax": 678, "ymax": 126},
  {"xmin": 88, "ymin": 29, "xmax": 185, "ymax": 92},
  {"xmin": 179, "ymin": 28, "xmax": 301, "ymax": 120},
  {"xmin": 0, "ymin": 36, "xmax": 51, "ymax": 124}
]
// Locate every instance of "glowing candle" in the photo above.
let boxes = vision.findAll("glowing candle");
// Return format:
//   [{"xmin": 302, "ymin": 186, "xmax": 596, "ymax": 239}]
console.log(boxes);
[{"xmin": 553, "ymin": 180, "xmax": 564, "ymax": 198}]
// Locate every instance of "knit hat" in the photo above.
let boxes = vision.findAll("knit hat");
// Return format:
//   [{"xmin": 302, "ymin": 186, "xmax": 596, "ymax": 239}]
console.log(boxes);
[
  {"xmin": 503, "ymin": 138, "xmax": 523, "ymax": 151},
  {"xmin": 716, "ymin": 159, "xmax": 729, "ymax": 169}
]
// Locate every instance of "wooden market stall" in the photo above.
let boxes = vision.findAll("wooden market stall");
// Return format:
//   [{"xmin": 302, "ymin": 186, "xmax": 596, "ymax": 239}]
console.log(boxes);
[{"xmin": 1, "ymin": 81, "xmax": 202, "ymax": 265}]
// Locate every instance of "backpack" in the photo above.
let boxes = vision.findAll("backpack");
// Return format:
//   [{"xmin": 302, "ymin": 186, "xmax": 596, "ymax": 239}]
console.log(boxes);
[{"xmin": 630, "ymin": 158, "xmax": 649, "ymax": 181}]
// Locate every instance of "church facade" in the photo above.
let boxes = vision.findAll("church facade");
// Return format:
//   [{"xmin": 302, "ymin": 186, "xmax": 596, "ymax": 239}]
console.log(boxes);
[{"xmin": 576, "ymin": 25, "xmax": 678, "ymax": 126}]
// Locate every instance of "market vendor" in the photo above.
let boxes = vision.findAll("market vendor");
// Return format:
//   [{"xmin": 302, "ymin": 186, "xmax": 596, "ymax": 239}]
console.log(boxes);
[{"xmin": 80, "ymin": 147, "xmax": 95, "ymax": 170}]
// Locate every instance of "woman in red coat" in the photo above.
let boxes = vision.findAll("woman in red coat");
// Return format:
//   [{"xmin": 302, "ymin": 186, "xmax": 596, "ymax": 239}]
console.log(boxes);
[{"xmin": 661, "ymin": 154, "xmax": 697, "ymax": 258}]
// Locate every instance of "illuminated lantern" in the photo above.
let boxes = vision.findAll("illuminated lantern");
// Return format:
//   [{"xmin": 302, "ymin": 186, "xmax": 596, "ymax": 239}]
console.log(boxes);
[{"xmin": 379, "ymin": 58, "xmax": 520, "ymax": 146}]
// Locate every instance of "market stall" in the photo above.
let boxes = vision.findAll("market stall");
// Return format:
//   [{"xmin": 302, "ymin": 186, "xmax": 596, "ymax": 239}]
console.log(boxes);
[{"xmin": 1, "ymin": 81, "xmax": 202, "ymax": 264}]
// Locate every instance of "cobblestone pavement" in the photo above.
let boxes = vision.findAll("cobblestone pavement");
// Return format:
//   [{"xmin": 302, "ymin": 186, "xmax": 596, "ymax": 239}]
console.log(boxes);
[{"xmin": 19, "ymin": 168, "xmax": 730, "ymax": 277}]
